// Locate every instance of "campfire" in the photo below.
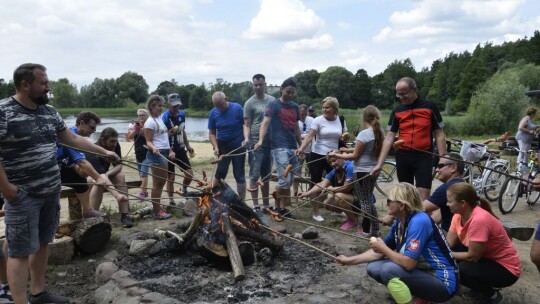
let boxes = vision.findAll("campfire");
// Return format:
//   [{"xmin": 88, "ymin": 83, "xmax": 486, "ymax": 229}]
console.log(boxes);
[{"xmin": 133, "ymin": 181, "xmax": 284, "ymax": 281}]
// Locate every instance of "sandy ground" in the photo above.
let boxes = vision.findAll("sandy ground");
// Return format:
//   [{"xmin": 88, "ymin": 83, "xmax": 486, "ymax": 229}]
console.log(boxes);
[{"xmin": 2, "ymin": 142, "xmax": 540, "ymax": 303}]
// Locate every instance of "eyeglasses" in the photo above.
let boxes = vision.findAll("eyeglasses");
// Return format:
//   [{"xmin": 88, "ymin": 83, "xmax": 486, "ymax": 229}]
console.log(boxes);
[
  {"xmin": 386, "ymin": 199, "xmax": 401, "ymax": 206},
  {"xmin": 396, "ymin": 87, "xmax": 413, "ymax": 98},
  {"xmin": 302, "ymin": 122, "xmax": 307, "ymax": 132},
  {"xmin": 436, "ymin": 163, "xmax": 453, "ymax": 169}
]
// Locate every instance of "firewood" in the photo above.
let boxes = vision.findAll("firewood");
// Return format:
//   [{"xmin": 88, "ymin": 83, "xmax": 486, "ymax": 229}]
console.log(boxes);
[{"xmin": 222, "ymin": 213, "xmax": 245, "ymax": 281}]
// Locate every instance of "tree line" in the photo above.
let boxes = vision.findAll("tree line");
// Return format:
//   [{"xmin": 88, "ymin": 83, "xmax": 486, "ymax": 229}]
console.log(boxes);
[{"xmin": 1, "ymin": 31, "xmax": 539, "ymax": 117}]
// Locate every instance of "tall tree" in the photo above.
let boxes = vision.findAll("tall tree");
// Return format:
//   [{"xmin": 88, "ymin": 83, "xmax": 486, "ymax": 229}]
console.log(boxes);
[
  {"xmin": 294, "ymin": 69, "xmax": 320, "ymax": 99},
  {"xmin": 0, "ymin": 79, "xmax": 15, "ymax": 99},
  {"xmin": 230, "ymin": 81, "xmax": 254, "ymax": 104},
  {"xmin": 116, "ymin": 71, "xmax": 149, "ymax": 104},
  {"xmin": 50, "ymin": 78, "xmax": 78, "ymax": 108},
  {"xmin": 189, "ymin": 84, "xmax": 210, "ymax": 110},
  {"xmin": 153, "ymin": 79, "xmax": 178, "ymax": 96},
  {"xmin": 372, "ymin": 59, "xmax": 417, "ymax": 108},
  {"xmin": 316, "ymin": 66, "xmax": 355, "ymax": 108},
  {"xmin": 80, "ymin": 78, "xmax": 120, "ymax": 108},
  {"xmin": 352, "ymin": 68, "xmax": 373, "ymax": 108}
]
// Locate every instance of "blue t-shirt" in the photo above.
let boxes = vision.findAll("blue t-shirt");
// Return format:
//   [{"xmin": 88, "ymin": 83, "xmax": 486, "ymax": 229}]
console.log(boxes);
[
  {"xmin": 264, "ymin": 100, "xmax": 299, "ymax": 150},
  {"xmin": 325, "ymin": 161, "xmax": 354, "ymax": 187},
  {"xmin": 162, "ymin": 109, "xmax": 186, "ymax": 151},
  {"xmin": 208, "ymin": 102, "xmax": 244, "ymax": 145},
  {"xmin": 427, "ymin": 178, "xmax": 464, "ymax": 231},
  {"xmin": 56, "ymin": 126, "xmax": 86, "ymax": 168},
  {"xmin": 384, "ymin": 212, "xmax": 458, "ymax": 296}
]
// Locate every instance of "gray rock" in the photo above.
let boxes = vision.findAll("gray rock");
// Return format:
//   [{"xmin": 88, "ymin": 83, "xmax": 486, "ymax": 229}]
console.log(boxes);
[
  {"xmin": 293, "ymin": 233, "xmax": 302, "ymax": 239},
  {"xmin": 273, "ymin": 225, "xmax": 287, "ymax": 233},
  {"xmin": 102, "ymin": 250, "xmax": 119, "ymax": 261},
  {"xmin": 118, "ymin": 231, "xmax": 154, "ymax": 248},
  {"xmin": 111, "ymin": 270, "xmax": 132, "ymax": 280},
  {"xmin": 95, "ymin": 261, "xmax": 119, "ymax": 283},
  {"xmin": 129, "ymin": 239, "xmax": 157, "ymax": 256},
  {"xmin": 140, "ymin": 292, "xmax": 183, "ymax": 304},
  {"xmin": 116, "ymin": 277, "xmax": 139, "ymax": 289},
  {"xmin": 302, "ymin": 226, "xmax": 318, "ymax": 239}
]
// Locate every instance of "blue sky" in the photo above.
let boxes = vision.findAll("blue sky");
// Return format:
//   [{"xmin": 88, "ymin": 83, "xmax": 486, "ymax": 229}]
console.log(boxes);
[{"xmin": 1, "ymin": 0, "xmax": 539, "ymax": 91}]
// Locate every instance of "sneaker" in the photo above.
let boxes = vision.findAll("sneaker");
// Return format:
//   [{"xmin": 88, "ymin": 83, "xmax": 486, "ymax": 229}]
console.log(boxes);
[
  {"xmin": 29, "ymin": 290, "xmax": 69, "ymax": 304},
  {"xmin": 312, "ymin": 215, "xmax": 324, "ymax": 222},
  {"xmin": 121, "ymin": 214, "xmax": 134, "ymax": 228},
  {"xmin": 331, "ymin": 211, "xmax": 345, "ymax": 217},
  {"xmin": 0, "ymin": 289, "xmax": 12, "ymax": 303},
  {"xmin": 138, "ymin": 192, "xmax": 148, "ymax": 201},
  {"xmin": 169, "ymin": 199, "xmax": 176, "ymax": 206},
  {"xmin": 280, "ymin": 208, "xmax": 295, "ymax": 219},
  {"xmin": 253, "ymin": 206, "xmax": 264, "ymax": 217},
  {"xmin": 355, "ymin": 230, "xmax": 370, "ymax": 238},
  {"xmin": 462, "ymin": 289, "xmax": 483, "ymax": 300},
  {"xmin": 84, "ymin": 208, "xmax": 105, "ymax": 218},
  {"xmin": 487, "ymin": 290, "xmax": 503, "ymax": 304},
  {"xmin": 340, "ymin": 220, "xmax": 359, "ymax": 231},
  {"xmin": 153, "ymin": 210, "xmax": 172, "ymax": 220}
]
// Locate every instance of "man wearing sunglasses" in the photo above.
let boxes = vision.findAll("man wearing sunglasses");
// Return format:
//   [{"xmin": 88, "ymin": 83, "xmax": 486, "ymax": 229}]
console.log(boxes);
[{"xmin": 372, "ymin": 77, "xmax": 446, "ymax": 201}]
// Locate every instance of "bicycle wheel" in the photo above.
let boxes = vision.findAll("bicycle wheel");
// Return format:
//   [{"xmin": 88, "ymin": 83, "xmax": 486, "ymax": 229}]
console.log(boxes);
[
  {"xmin": 374, "ymin": 161, "xmax": 397, "ymax": 197},
  {"xmin": 483, "ymin": 164, "xmax": 508, "ymax": 201},
  {"xmin": 498, "ymin": 176, "xmax": 521, "ymax": 214},
  {"xmin": 527, "ymin": 171, "xmax": 540, "ymax": 206}
]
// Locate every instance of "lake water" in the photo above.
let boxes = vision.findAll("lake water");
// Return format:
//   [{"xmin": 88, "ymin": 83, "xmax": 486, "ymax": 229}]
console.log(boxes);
[{"xmin": 63, "ymin": 115, "xmax": 210, "ymax": 142}]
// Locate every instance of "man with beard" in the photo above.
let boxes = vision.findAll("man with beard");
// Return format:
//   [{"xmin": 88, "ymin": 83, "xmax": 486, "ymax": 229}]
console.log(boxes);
[{"xmin": 0, "ymin": 63, "xmax": 119, "ymax": 304}]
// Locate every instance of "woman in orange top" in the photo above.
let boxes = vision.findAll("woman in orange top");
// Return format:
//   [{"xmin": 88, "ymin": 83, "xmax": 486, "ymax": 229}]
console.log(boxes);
[{"xmin": 446, "ymin": 183, "xmax": 520, "ymax": 303}]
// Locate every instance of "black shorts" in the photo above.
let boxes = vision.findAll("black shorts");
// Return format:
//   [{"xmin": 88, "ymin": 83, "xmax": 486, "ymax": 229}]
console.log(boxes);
[
  {"xmin": 60, "ymin": 166, "xmax": 89, "ymax": 193},
  {"xmin": 395, "ymin": 150, "xmax": 433, "ymax": 189},
  {"xmin": 168, "ymin": 148, "xmax": 191, "ymax": 173}
]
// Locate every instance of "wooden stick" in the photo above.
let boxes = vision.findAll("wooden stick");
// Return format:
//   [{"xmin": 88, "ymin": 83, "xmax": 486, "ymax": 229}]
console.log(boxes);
[{"xmin": 222, "ymin": 213, "xmax": 245, "ymax": 281}]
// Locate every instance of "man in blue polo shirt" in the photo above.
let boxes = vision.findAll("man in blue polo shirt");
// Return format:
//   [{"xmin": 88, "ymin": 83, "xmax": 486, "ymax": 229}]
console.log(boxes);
[{"xmin": 208, "ymin": 91, "xmax": 246, "ymax": 200}]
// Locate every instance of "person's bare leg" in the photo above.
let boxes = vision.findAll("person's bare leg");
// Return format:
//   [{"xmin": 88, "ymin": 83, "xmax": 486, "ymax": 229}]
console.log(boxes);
[
  {"xmin": 182, "ymin": 168, "xmax": 194, "ymax": 194},
  {"xmin": 417, "ymin": 187, "xmax": 430, "ymax": 201},
  {"xmin": 88, "ymin": 178, "xmax": 105, "ymax": 211},
  {"xmin": 110, "ymin": 173, "xmax": 129, "ymax": 213},
  {"xmin": 250, "ymin": 179, "xmax": 259, "ymax": 207},
  {"xmin": 261, "ymin": 180, "xmax": 270, "ymax": 207},
  {"xmin": 140, "ymin": 176, "xmax": 148, "ymax": 193},
  {"xmin": 166, "ymin": 172, "xmax": 175, "ymax": 200},
  {"xmin": 28, "ymin": 243, "xmax": 48, "ymax": 295},
  {"xmin": 75, "ymin": 190, "xmax": 91, "ymax": 215},
  {"xmin": 151, "ymin": 164, "xmax": 168, "ymax": 213},
  {"xmin": 7, "ymin": 256, "xmax": 29, "ymax": 304}
]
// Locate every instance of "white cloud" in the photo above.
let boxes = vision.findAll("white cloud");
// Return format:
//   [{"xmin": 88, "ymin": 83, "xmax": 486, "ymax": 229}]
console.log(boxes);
[
  {"xmin": 243, "ymin": 0, "xmax": 325, "ymax": 41},
  {"xmin": 283, "ymin": 34, "xmax": 334, "ymax": 52},
  {"xmin": 36, "ymin": 15, "xmax": 74, "ymax": 34}
]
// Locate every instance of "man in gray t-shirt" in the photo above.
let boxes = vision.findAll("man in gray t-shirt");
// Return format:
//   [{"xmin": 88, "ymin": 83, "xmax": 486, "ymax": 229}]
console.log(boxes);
[
  {"xmin": 0, "ymin": 63, "xmax": 119, "ymax": 304},
  {"xmin": 243, "ymin": 74, "xmax": 275, "ymax": 211}
]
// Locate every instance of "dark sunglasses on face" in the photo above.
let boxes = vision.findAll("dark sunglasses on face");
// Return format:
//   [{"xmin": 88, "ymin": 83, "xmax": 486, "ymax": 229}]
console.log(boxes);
[{"xmin": 436, "ymin": 163, "xmax": 453, "ymax": 169}]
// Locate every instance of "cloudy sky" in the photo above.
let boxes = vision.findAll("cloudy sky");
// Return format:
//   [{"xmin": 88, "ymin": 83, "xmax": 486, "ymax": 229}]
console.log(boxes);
[{"xmin": 1, "ymin": 0, "xmax": 539, "ymax": 91}]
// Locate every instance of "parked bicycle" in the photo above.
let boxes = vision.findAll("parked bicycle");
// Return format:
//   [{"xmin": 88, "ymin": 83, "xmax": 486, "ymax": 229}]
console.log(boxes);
[
  {"xmin": 374, "ymin": 160, "xmax": 397, "ymax": 196},
  {"xmin": 452, "ymin": 139, "xmax": 509, "ymax": 201},
  {"xmin": 498, "ymin": 147, "xmax": 540, "ymax": 214}
]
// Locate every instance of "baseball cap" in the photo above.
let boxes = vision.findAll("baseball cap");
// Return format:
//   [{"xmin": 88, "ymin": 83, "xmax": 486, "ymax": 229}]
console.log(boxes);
[
  {"xmin": 308, "ymin": 106, "xmax": 315, "ymax": 112},
  {"xmin": 167, "ymin": 93, "xmax": 182, "ymax": 106}
]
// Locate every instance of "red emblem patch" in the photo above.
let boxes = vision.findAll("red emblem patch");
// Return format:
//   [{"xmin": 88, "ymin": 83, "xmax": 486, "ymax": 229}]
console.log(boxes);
[{"xmin": 408, "ymin": 239, "xmax": 420, "ymax": 252}]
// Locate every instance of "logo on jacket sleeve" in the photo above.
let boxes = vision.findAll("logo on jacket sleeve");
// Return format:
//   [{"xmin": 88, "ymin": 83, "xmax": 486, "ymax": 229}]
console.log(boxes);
[{"xmin": 408, "ymin": 239, "xmax": 420, "ymax": 252}]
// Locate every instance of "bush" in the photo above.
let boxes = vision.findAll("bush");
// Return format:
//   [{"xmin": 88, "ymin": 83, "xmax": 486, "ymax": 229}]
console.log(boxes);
[{"xmin": 463, "ymin": 72, "xmax": 528, "ymax": 135}]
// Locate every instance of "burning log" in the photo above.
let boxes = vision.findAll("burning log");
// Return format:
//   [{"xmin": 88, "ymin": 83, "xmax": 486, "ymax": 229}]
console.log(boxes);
[{"xmin": 222, "ymin": 213, "xmax": 245, "ymax": 281}]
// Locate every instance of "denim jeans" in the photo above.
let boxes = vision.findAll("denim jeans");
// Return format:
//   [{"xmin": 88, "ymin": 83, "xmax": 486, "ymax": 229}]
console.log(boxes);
[
  {"xmin": 271, "ymin": 148, "xmax": 300, "ymax": 189},
  {"xmin": 248, "ymin": 143, "xmax": 272, "ymax": 181}
]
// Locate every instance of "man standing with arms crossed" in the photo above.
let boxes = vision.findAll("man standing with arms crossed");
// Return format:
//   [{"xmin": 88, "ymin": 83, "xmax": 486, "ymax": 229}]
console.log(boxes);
[
  {"xmin": 0, "ymin": 63, "xmax": 119, "ymax": 304},
  {"xmin": 243, "ymin": 74, "xmax": 275, "ymax": 214},
  {"xmin": 372, "ymin": 77, "xmax": 446, "ymax": 201}
]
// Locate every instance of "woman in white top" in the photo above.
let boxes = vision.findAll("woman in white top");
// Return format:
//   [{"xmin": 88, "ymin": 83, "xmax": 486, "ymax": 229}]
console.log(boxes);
[
  {"xmin": 144, "ymin": 95, "xmax": 175, "ymax": 220},
  {"xmin": 331, "ymin": 105, "xmax": 384, "ymax": 236},
  {"xmin": 296, "ymin": 97, "xmax": 343, "ymax": 222}
]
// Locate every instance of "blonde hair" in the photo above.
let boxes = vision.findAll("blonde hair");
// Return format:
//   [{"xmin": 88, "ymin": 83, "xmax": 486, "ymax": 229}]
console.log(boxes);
[
  {"xmin": 386, "ymin": 183, "xmax": 423, "ymax": 214},
  {"xmin": 526, "ymin": 107, "xmax": 538, "ymax": 116},
  {"xmin": 137, "ymin": 109, "xmax": 149, "ymax": 116},
  {"xmin": 321, "ymin": 96, "xmax": 339, "ymax": 114},
  {"xmin": 146, "ymin": 95, "xmax": 164, "ymax": 117}
]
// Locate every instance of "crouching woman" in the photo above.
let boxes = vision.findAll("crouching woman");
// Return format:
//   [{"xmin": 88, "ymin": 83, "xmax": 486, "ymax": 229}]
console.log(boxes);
[{"xmin": 336, "ymin": 183, "xmax": 458, "ymax": 304}]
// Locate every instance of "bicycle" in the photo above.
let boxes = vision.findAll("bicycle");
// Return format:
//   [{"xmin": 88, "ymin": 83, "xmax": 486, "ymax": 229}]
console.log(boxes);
[
  {"xmin": 452, "ymin": 139, "xmax": 509, "ymax": 201},
  {"xmin": 374, "ymin": 160, "xmax": 397, "ymax": 196},
  {"xmin": 498, "ymin": 147, "xmax": 540, "ymax": 214}
]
